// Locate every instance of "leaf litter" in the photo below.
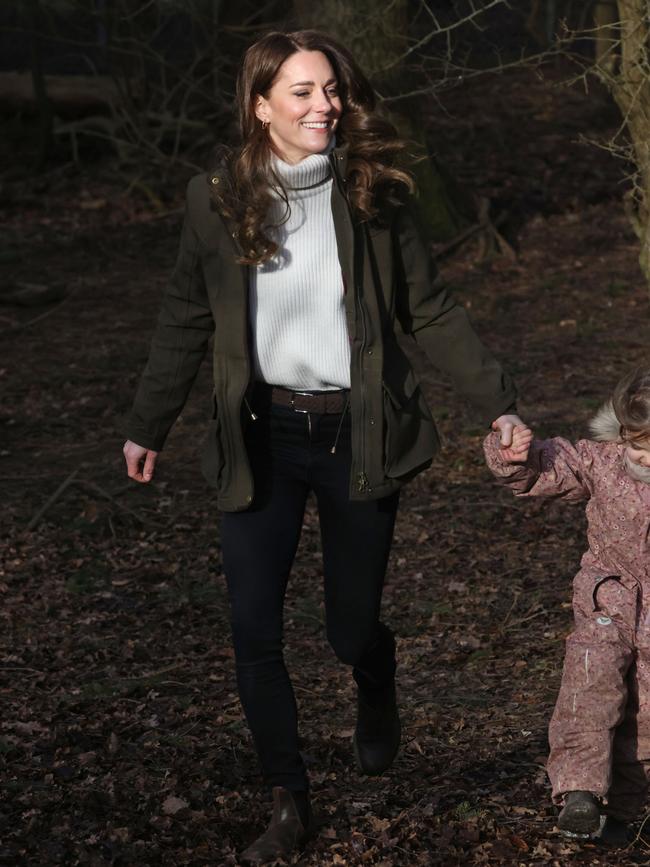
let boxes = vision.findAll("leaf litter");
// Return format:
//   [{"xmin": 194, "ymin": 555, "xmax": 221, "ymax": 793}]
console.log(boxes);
[{"xmin": 1, "ymin": 62, "xmax": 649, "ymax": 866}]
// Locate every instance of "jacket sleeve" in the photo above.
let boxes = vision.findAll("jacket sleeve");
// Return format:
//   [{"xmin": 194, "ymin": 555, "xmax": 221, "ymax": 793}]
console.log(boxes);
[
  {"xmin": 126, "ymin": 179, "xmax": 214, "ymax": 451},
  {"xmin": 483, "ymin": 432, "xmax": 593, "ymax": 502},
  {"xmin": 392, "ymin": 201, "xmax": 517, "ymax": 426}
]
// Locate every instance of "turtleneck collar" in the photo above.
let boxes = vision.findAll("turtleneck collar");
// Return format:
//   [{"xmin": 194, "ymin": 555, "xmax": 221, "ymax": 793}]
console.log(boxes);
[{"xmin": 271, "ymin": 137, "xmax": 335, "ymax": 191}]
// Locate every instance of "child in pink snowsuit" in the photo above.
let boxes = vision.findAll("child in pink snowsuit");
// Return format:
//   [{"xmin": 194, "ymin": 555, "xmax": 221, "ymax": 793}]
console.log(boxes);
[{"xmin": 484, "ymin": 365, "xmax": 650, "ymax": 844}]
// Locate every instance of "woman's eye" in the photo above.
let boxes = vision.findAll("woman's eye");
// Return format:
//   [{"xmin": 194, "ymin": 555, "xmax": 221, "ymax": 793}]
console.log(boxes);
[
  {"xmin": 327, "ymin": 89, "xmax": 339, "ymax": 97},
  {"xmin": 294, "ymin": 91, "xmax": 310, "ymax": 97}
]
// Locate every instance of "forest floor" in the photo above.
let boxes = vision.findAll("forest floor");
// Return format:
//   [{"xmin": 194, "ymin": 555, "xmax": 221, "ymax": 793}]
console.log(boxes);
[{"xmin": 1, "ymin": 62, "xmax": 649, "ymax": 866}]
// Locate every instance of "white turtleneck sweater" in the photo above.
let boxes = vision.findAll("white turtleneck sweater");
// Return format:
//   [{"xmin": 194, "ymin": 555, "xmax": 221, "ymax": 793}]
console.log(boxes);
[{"xmin": 249, "ymin": 145, "xmax": 351, "ymax": 391}]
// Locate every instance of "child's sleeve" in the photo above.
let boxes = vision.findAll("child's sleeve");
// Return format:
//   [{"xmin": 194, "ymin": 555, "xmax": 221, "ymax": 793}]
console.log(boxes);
[{"xmin": 483, "ymin": 432, "xmax": 593, "ymax": 502}]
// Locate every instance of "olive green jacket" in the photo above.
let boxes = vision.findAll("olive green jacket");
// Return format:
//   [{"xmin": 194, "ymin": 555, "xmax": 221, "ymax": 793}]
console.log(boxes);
[{"xmin": 127, "ymin": 145, "xmax": 516, "ymax": 511}]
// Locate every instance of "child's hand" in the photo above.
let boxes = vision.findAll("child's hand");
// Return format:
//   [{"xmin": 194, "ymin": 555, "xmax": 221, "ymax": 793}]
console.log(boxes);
[{"xmin": 496, "ymin": 424, "xmax": 533, "ymax": 463}]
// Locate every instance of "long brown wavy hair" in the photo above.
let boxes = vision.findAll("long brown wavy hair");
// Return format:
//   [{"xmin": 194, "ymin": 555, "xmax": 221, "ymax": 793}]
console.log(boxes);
[{"xmin": 212, "ymin": 29, "xmax": 414, "ymax": 266}]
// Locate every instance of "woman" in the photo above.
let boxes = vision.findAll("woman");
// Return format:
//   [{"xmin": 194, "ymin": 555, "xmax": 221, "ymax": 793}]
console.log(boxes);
[{"xmin": 123, "ymin": 30, "xmax": 524, "ymax": 864}]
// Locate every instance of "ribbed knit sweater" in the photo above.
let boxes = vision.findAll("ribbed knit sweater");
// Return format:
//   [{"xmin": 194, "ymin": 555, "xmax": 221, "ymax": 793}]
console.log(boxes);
[{"xmin": 249, "ymin": 146, "xmax": 351, "ymax": 391}]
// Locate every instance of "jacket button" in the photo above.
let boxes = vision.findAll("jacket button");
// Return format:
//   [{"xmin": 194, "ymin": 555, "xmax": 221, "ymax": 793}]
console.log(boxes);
[
  {"xmin": 211, "ymin": 176, "xmax": 220, "ymax": 185},
  {"xmin": 367, "ymin": 349, "xmax": 373, "ymax": 355},
  {"xmin": 246, "ymin": 495, "xmax": 252, "ymax": 503},
  {"xmin": 369, "ymin": 418, "xmax": 375, "ymax": 425}
]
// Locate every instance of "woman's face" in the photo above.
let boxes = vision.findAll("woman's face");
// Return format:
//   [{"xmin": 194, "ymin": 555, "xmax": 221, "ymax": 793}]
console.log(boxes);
[{"xmin": 255, "ymin": 50, "xmax": 342, "ymax": 164}]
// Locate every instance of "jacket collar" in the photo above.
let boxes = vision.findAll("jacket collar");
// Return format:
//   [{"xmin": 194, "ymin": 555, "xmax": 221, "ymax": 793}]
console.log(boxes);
[
  {"xmin": 329, "ymin": 143, "xmax": 349, "ymax": 180},
  {"xmin": 209, "ymin": 143, "xmax": 349, "ymax": 181}
]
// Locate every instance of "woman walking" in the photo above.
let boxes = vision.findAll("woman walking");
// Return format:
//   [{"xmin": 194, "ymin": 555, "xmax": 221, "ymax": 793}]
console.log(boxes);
[{"xmin": 123, "ymin": 29, "xmax": 524, "ymax": 864}]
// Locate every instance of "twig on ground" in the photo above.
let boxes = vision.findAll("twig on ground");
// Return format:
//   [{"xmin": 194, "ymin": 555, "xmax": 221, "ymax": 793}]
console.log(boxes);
[
  {"xmin": 433, "ymin": 197, "xmax": 516, "ymax": 262},
  {"xmin": 629, "ymin": 811, "xmax": 650, "ymax": 850},
  {"xmin": 412, "ymin": 499, "xmax": 523, "ymax": 512},
  {"xmin": 122, "ymin": 664, "xmax": 184, "ymax": 681},
  {"xmin": 25, "ymin": 469, "xmax": 80, "ymax": 532},
  {"xmin": 76, "ymin": 479, "xmax": 157, "ymax": 526},
  {"xmin": 0, "ymin": 667, "xmax": 45, "ymax": 675},
  {"xmin": 24, "ymin": 475, "xmax": 158, "ymax": 533},
  {"xmin": 0, "ymin": 283, "xmax": 80, "ymax": 337},
  {"xmin": 433, "ymin": 221, "xmax": 482, "ymax": 260}
]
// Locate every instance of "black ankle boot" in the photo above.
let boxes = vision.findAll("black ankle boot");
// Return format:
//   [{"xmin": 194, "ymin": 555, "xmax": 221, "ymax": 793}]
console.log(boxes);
[
  {"xmin": 557, "ymin": 791, "xmax": 601, "ymax": 836},
  {"xmin": 353, "ymin": 681, "xmax": 401, "ymax": 776},
  {"xmin": 599, "ymin": 816, "xmax": 629, "ymax": 848},
  {"xmin": 240, "ymin": 787, "xmax": 313, "ymax": 865}
]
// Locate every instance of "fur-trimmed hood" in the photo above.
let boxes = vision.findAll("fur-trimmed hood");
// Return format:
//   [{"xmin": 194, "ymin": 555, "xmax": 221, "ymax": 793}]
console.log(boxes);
[
  {"xmin": 589, "ymin": 401, "xmax": 621, "ymax": 443},
  {"xmin": 589, "ymin": 400, "xmax": 650, "ymax": 484}
]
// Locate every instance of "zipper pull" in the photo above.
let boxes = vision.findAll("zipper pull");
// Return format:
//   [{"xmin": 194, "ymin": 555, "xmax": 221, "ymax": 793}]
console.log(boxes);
[
  {"xmin": 357, "ymin": 472, "xmax": 369, "ymax": 493},
  {"xmin": 243, "ymin": 396, "xmax": 258, "ymax": 421},
  {"xmin": 330, "ymin": 397, "xmax": 350, "ymax": 454}
]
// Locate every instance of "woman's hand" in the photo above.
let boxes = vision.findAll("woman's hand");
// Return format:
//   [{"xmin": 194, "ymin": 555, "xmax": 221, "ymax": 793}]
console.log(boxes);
[
  {"xmin": 123, "ymin": 440, "xmax": 159, "ymax": 483},
  {"xmin": 491, "ymin": 415, "xmax": 532, "ymax": 463}
]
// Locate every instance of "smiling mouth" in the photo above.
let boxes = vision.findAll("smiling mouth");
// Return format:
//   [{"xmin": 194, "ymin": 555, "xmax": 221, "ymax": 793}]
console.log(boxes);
[{"xmin": 301, "ymin": 121, "xmax": 333, "ymax": 130}]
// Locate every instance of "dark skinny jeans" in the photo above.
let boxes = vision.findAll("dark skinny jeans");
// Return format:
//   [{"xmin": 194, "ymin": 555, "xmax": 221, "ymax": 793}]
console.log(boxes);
[{"xmin": 220, "ymin": 391, "xmax": 399, "ymax": 792}]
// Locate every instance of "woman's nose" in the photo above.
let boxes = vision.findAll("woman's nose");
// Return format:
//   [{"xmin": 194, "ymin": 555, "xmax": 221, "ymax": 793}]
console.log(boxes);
[{"xmin": 314, "ymin": 93, "xmax": 334, "ymax": 113}]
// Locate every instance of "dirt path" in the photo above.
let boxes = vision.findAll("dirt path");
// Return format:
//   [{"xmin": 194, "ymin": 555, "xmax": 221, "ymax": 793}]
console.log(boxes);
[{"xmin": 1, "ymin": 66, "xmax": 649, "ymax": 865}]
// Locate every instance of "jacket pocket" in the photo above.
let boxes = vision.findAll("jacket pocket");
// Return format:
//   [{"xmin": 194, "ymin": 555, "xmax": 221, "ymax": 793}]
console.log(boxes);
[
  {"xmin": 573, "ymin": 572, "xmax": 639, "ymax": 648},
  {"xmin": 200, "ymin": 394, "xmax": 225, "ymax": 489},
  {"xmin": 382, "ymin": 370, "xmax": 439, "ymax": 479}
]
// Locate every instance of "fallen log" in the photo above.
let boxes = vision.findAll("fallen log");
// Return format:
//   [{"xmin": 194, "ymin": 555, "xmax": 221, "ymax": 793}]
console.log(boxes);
[{"xmin": 0, "ymin": 71, "xmax": 122, "ymax": 116}]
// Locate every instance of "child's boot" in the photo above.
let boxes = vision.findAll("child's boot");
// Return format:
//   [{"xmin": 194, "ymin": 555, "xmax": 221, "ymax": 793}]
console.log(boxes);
[
  {"xmin": 557, "ymin": 791, "xmax": 601, "ymax": 835},
  {"xmin": 599, "ymin": 816, "xmax": 629, "ymax": 848}
]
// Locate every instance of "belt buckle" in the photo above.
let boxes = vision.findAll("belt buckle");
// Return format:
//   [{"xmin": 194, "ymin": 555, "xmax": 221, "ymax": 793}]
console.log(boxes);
[{"xmin": 290, "ymin": 390, "xmax": 313, "ymax": 413}]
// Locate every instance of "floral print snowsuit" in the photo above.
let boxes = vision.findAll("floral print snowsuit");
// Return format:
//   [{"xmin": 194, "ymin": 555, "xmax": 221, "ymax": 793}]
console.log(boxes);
[{"xmin": 484, "ymin": 432, "xmax": 650, "ymax": 820}]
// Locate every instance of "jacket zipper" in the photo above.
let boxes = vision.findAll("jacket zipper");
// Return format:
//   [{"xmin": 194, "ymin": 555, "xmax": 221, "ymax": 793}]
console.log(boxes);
[
  {"xmin": 243, "ymin": 396, "xmax": 257, "ymax": 421},
  {"xmin": 355, "ymin": 265, "xmax": 369, "ymax": 493},
  {"xmin": 237, "ymin": 264, "xmax": 255, "ymax": 505},
  {"xmin": 332, "ymin": 151, "xmax": 369, "ymax": 495}
]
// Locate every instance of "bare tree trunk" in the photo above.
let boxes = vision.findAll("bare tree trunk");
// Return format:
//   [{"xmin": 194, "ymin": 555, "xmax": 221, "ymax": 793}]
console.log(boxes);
[
  {"xmin": 211, "ymin": 0, "xmax": 224, "ymax": 103},
  {"xmin": 608, "ymin": 0, "xmax": 650, "ymax": 286},
  {"xmin": 293, "ymin": 0, "xmax": 472, "ymax": 240},
  {"xmin": 526, "ymin": 0, "xmax": 559, "ymax": 47},
  {"xmin": 594, "ymin": 1, "xmax": 618, "ymax": 71},
  {"xmin": 26, "ymin": 0, "xmax": 53, "ymax": 166},
  {"xmin": 294, "ymin": 0, "xmax": 406, "ymax": 81}
]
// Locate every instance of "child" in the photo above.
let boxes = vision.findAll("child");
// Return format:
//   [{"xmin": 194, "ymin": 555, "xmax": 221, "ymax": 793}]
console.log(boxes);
[{"xmin": 484, "ymin": 365, "xmax": 650, "ymax": 845}]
